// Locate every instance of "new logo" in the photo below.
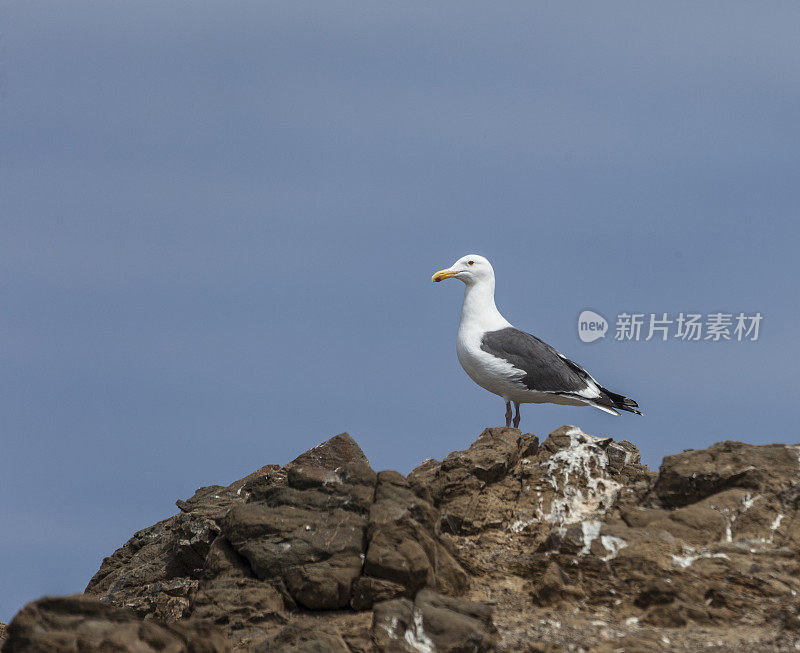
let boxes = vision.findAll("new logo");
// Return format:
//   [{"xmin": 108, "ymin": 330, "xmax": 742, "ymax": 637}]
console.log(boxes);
[{"xmin": 578, "ymin": 310, "xmax": 608, "ymax": 343}]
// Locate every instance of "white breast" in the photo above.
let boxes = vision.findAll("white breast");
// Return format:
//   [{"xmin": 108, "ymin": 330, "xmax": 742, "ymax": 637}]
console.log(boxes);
[
  {"xmin": 456, "ymin": 323, "xmax": 525, "ymax": 400},
  {"xmin": 456, "ymin": 324, "xmax": 589, "ymax": 406}
]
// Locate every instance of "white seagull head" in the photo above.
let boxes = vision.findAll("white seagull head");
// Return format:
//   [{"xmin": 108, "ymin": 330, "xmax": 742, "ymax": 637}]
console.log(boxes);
[{"xmin": 431, "ymin": 254, "xmax": 494, "ymax": 287}]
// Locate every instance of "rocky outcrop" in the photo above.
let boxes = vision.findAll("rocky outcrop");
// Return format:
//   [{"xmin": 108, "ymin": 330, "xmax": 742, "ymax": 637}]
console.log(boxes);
[
  {"xmin": 74, "ymin": 432, "xmax": 474, "ymax": 651},
  {"xmin": 5, "ymin": 426, "xmax": 800, "ymax": 651},
  {"xmin": 407, "ymin": 428, "xmax": 800, "ymax": 651},
  {"xmin": 1, "ymin": 595, "xmax": 230, "ymax": 652}
]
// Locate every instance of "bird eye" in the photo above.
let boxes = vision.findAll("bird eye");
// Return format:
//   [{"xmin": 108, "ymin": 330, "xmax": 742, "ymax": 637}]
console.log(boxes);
[{"xmin": 467, "ymin": 260, "xmax": 475, "ymax": 266}]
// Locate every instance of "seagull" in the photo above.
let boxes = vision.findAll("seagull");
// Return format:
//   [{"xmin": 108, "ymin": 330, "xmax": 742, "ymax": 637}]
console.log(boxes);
[{"xmin": 432, "ymin": 254, "xmax": 642, "ymax": 428}]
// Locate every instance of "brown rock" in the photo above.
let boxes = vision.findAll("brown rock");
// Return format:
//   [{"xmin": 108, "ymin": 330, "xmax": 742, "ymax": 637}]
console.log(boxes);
[
  {"xmin": 203, "ymin": 534, "xmax": 255, "ymax": 579},
  {"xmin": 85, "ymin": 512, "xmax": 220, "ymax": 621},
  {"xmin": 371, "ymin": 589, "xmax": 497, "ymax": 652},
  {"xmin": 531, "ymin": 560, "xmax": 585, "ymax": 607},
  {"xmin": 213, "ymin": 436, "xmax": 378, "ymax": 612},
  {"xmin": 646, "ymin": 502, "xmax": 727, "ymax": 545},
  {"xmin": 221, "ymin": 464, "xmax": 375, "ymax": 609},
  {"xmin": 634, "ymin": 579, "xmax": 676, "ymax": 607},
  {"xmin": 2, "ymin": 595, "xmax": 230, "ymax": 652},
  {"xmin": 365, "ymin": 470, "xmax": 469, "ymax": 597},
  {"xmin": 350, "ymin": 576, "xmax": 406, "ymax": 611},
  {"xmin": 655, "ymin": 441, "xmax": 800, "ymax": 508},
  {"xmin": 287, "ymin": 432, "xmax": 369, "ymax": 472},
  {"xmin": 20, "ymin": 426, "xmax": 796, "ymax": 652},
  {"xmin": 190, "ymin": 578, "xmax": 285, "ymax": 634},
  {"xmin": 254, "ymin": 621, "xmax": 350, "ymax": 652}
]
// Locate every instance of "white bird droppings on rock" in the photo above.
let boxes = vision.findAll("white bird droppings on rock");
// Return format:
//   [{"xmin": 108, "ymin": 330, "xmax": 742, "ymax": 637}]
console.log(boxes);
[
  {"xmin": 579, "ymin": 520, "xmax": 601, "ymax": 555},
  {"xmin": 600, "ymin": 535, "xmax": 628, "ymax": 561},
  {"xmin": 403, "ymin": 608, "xmax": 435, "ymax": 653},
  {"xmin": 540, "ymin": 427, "xmax": 622, "ymax": 525}
]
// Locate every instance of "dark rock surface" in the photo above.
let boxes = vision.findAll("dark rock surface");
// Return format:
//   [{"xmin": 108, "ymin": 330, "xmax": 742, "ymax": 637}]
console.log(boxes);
[
  {"xmin": 1, "ymin": 595, "xmax": 230, "ymax": 652},
  {"xmin": 5, "ymin": 426, "xmax": 800, "ymax": 651}
]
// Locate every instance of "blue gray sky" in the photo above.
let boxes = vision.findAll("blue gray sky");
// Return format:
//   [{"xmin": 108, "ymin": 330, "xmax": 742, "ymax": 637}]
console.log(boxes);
[{"xmin": 2, "ymin": 2, "xmax": 799, "ymax": 621}]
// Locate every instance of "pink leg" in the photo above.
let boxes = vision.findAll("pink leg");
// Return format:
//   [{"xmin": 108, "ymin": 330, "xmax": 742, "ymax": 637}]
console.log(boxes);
[
  {"xmin": 505, "ymin": 401, "xmax": 512, "ymax": 428},
  {"xmin": 513, "ymin": 402, "xmax": 521, "ymax": 429}
]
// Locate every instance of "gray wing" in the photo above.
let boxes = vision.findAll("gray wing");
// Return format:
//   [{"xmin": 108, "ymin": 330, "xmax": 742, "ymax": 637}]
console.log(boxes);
[
  {"xmin": 480, "ymin": 327, "xmax": 643, "ymax": 415},
  {"xmin": 480, "ymin": 327, "xmax": 597, "ymax": 395}
]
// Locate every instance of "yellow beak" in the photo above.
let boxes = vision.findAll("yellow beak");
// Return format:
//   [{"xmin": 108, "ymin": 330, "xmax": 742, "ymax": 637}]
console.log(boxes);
[{"xmin": 431, "ymin": 268, "xmax": 458, "ymax": 282}]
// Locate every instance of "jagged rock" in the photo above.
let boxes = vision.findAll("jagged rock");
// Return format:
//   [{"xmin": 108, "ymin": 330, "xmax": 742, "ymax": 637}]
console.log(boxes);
[
  {"xmin": 78, "ymin": 429, "xmax": 472, "ymax": 645},
  {"xmin": 287, "ymin": 432, "xmax": 369, "ymax": 471},
  {"xmin": 371, "ymin": 589, "xmax": 497, "ymax": 652},
  {"xmin": 2, "ymin": 595, "xmax": 230, "ymax": 652},
  {"xmin": 85, "ymin": 511, "xmax": 225, "ymax": 621},
  {"xmin": 221, "ymin": 460, "xmax": 375, "ymax": 610},
  {"xmin": 365, "ymin": 470, "xmax": 468, "ymax": 598},
  {"xmin": 409, "ymin": 427, "xmax": 536, "ymax": 535},
  {"xmin": 410, "ymin": 426, "xmax": 650, "ymax": 542},
  {"xmin": 84, "ymin": 433, "xmax": 379, "ymax": 625},
  {"xmin": 655, "ymin": 441, "xmax": 800, "ymax": 507},
  {"xmin": 407, "ymin": 426, "xmax": 800, "ymax": 651},
  {"xmin": 10, "ymin": 425, "xmax": 800, "ymax": 651}
]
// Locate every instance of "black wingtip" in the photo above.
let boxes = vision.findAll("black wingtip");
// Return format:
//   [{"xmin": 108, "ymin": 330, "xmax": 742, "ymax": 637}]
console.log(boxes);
[
  {"xmin": 600, "ymin": 386, "xmax": 643, "ymax": 416},
  {"xmin": 619, "ymin": 405, "xmax": 644, "ymax": 416},
  {"xmin": 620, "ymin": 396, "xmax": 643, "ymax": 415}
]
